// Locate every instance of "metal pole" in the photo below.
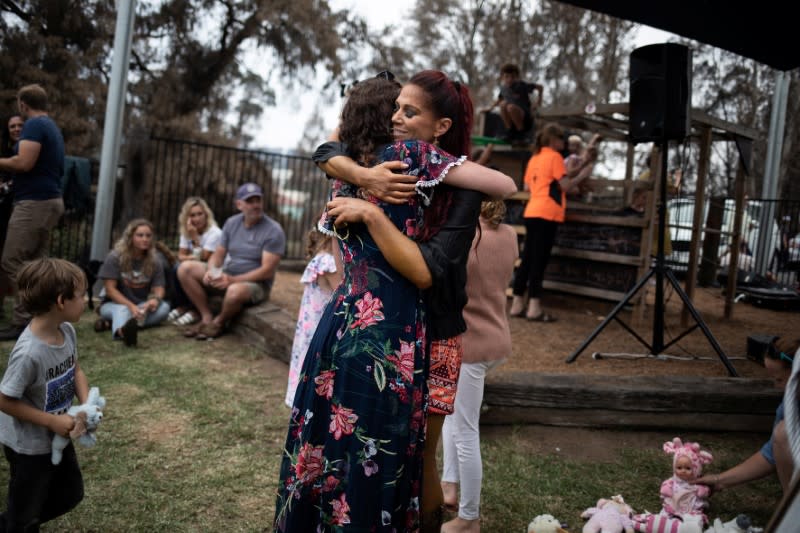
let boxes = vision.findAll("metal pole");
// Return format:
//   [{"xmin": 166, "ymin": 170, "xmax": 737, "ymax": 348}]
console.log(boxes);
[
  {"xmin": 90, "ymin": 0, "xmax": 136, "ymax": 261},
  {"xmin": 755, "ymin": 70, "xmax": 789, "ymax": 274}
]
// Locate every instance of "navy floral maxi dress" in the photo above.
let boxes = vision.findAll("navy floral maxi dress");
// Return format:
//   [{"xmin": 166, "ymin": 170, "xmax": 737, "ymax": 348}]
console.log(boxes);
[{"xmin": 274, "ymin": 140, "xmax": 465, "ymax": 532}]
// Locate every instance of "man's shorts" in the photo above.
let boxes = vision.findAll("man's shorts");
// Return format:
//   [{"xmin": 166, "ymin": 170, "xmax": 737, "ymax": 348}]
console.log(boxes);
[{"xmin": 201, "ymin": 264, "xmax": 269, "ymax": 305}]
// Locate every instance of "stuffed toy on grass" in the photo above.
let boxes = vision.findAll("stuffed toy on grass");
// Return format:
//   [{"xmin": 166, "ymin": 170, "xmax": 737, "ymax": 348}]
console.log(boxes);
[
  {"xmin": 632, "ymin": 512, "xmax": 703, "ymax": 533},
  {"xmin": 704, "ymin": 515, "xmax": 763, "ymax": 533},
  {"xmin": 581, "ymin": 495, "xmax": 635, "ymax": 533},
  {"xmin": 528, "ymin": 513, "xmax": 569, "ymax": 533},
  {"xmin": 660, "ymin": 437, "xmax": 713, "ymax": 521},
  {"xmin": 51, "ymin": 386, "xmax": 106, "ymax": 465}
]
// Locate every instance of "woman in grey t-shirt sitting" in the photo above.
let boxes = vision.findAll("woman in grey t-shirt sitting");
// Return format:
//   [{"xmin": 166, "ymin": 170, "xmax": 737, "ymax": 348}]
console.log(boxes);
[{"xmin": 95, "ymin": 218, "xmax": 171, "ymax": 346}]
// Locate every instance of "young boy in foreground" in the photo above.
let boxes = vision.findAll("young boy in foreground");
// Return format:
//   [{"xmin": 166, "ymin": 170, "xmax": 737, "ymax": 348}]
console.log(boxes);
[{"xmin": 0, "ymin": 257, "xmax": 92, "ymax": 530}]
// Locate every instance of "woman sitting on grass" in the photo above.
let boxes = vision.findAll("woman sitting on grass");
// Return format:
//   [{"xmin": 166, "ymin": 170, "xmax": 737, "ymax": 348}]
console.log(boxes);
[{"xmin": 95, "ymin": 218, "xmax": 171, "ymax": 347}]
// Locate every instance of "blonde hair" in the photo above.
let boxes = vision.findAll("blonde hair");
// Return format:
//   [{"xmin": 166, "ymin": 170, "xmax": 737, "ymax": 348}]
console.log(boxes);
[
  {"xmin": 178, "ymin": 197, "xmax": 217, "ymax": 239},
  {"xmin": 18, "ymin": 258, "xmax": 86, "ymax": 315},
  {"xmin": 480, "ymin": 200, "xmax": 506, "ymax": 228},
  {"xmin": 114, "ymin": 218, "xmax": 158, "ymax": 277}
]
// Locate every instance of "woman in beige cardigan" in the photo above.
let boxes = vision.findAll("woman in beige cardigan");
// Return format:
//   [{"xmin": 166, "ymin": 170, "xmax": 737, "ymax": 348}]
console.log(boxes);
[{"xmin": 440, "ymin": 199, "xmax": 519, "ymax": 533}]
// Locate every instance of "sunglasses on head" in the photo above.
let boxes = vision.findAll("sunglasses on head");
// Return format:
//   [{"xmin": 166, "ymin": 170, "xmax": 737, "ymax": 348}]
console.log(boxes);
[{"xmin": 375, "ymin": 70, "xmax": 396, "ymax": 81}]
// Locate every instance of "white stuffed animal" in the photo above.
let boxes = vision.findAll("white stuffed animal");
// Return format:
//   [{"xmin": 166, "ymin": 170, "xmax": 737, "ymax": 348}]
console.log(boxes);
[
  {"xmin": 632, "ymin": 512, "xmax": 703, "ymax": 533},
  {"xmin": 528, "ymin": 513, "xmax": 568, "ymax": 533},
  {"xmin": 704, "ymin": 515, "xmax": 762, "ymax": 533},
  {"xmin": 51, "ymin": 386, "xmax": 105, "ymax": 465},
  {"xmin": 582, "ymin": 495, "xmax": 635, "ymax": 533}
]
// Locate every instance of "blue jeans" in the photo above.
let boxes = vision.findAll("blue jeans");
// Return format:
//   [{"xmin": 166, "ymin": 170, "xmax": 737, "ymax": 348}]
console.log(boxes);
[
  {"xmin": 0, "ymin": 443, "xmax": 83, "ymax": 532},
  {"xmin": 98, "ymin": 300, "xmax": 171, "ymax": 339}
]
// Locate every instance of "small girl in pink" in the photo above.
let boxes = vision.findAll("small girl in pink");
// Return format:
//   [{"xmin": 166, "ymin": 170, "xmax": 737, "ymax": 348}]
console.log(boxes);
[
  {"xmin": 284, "ymin": 229, "xmax": 342, "ymax": 407},
  {"xmin": 660, "ymin": 437, "xmax": 713, "ymax": 523}
]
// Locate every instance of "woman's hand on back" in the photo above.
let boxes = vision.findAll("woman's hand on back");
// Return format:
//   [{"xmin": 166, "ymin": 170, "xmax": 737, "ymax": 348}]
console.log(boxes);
[
  {"xmin": 326, "ymin": 197, "xmax": 382, "ymax": 226},
  {"xmin": 358, "ymin": 161, "xmax": 415, "ymax": 204}
]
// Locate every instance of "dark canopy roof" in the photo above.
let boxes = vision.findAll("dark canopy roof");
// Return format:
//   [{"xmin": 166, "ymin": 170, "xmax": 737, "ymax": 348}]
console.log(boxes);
[{"xmin": 559, "ymin": 1, "xmax": 799, "ymax": 71}]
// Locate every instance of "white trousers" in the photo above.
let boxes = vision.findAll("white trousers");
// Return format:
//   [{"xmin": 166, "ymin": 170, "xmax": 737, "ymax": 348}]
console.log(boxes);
[{"xmin": 441, "ymin": 360, "xmax": 498, "ymax": 520}]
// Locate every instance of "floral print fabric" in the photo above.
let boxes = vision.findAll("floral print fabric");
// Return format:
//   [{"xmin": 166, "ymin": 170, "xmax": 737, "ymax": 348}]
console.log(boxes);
[
  {"xmin": 285, "ymin": 252, "xmax": 338, "ymax": 407},
  {"xmin": 274, "ymin": 140, "xmax": 464, "ymax": 532},
  {"xmin": 427, "ymin": 336, "xmax": 463, "ymax": 415}
]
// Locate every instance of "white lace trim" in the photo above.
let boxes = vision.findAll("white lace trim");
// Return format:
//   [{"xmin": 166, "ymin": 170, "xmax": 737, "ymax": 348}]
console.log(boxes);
[{"xmin": 414, "ymin": 155, "xmax": 467, "ymax": 206}]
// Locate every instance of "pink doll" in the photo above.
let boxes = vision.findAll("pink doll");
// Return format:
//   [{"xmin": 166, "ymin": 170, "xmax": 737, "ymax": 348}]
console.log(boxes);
[{"xmin": 660, "ymin": 437, "xmax": 713, "ymax": 523}]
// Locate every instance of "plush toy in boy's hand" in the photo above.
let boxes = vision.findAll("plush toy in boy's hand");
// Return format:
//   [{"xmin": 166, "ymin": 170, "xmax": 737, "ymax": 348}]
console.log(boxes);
[
  {"xmin": 581, "ymin": 495, "xmax": 635, "ymax": 533},
  {"xmin": 51, "ymin": 386, "xmax": 106, "ymax": 465}
]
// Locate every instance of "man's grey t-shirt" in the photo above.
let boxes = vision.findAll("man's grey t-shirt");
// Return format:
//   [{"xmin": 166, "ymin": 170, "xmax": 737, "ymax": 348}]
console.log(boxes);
[
  {"xmin": 0, "ymin": 323, "xmax": 78, "ymax": 455},
  {"xmin": 221, "ymin": 213, "xmax": 286, "ymax": 290}
]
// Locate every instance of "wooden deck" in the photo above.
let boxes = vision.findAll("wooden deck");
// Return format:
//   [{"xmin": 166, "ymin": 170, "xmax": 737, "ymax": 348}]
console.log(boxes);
[{"xmin": 231, "ymin": 302, "xmax": 781, "ymax": 433}]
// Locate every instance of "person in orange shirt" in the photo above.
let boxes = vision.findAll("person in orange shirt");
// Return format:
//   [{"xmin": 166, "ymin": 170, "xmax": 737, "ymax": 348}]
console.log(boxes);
[{"xmin": 509, "ymin": 122, "xmax": 595, "ymax": 321}]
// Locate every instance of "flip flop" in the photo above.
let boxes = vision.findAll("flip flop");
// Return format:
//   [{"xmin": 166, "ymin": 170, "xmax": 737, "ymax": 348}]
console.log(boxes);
[
  {"xmin": 196, "ymin": 322, "xmax": 224, "ymax": 341},
  {"xmin": 527, "ymin": 313, "xmax": 557, "ymax": 323},
  {"xmin": 509, "ymin": 309, "xmax": 526, "ymax": 318},
  {"xmin": 182, "ymin": 324, "xmax": 203, "ymax": 338}
]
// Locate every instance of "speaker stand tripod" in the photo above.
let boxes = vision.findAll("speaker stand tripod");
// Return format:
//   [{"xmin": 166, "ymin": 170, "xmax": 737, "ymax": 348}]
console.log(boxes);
[{"xmin": 565, "ymin": 139, "xmax": 739, "ymax": 377}]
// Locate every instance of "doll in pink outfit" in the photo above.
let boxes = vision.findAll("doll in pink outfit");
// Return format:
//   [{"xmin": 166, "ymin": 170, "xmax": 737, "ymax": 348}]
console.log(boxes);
[{"xmin": 659, "ymin": 437, "xmax": 713, "ymax": 523}]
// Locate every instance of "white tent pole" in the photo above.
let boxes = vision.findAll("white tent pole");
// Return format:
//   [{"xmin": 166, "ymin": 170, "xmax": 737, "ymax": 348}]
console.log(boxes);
[
  {"xmin": 90, "ymin": 0, "xmax": 136, "ymax": 261},
  {"xmin": 755, "ymin": 70, "xmax": 789, "ymax": 274}
]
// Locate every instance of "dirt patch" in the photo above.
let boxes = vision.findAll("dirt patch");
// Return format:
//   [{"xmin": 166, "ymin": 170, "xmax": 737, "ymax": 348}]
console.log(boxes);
[
  {"xmin": 271, "ymin": 269, "xmax": 798, "ymax": 381},
  {"xmin": 481, "ymin": 425, "xmax": 664, "ymax": 463}
]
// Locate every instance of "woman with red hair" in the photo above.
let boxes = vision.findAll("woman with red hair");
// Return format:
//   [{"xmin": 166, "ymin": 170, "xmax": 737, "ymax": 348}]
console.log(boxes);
[{"xmin": 313, "ymin": 70, "xmax": 516, "ymax": 532}]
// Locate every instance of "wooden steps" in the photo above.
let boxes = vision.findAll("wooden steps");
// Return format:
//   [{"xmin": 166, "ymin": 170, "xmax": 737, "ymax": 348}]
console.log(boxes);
[
  {"xmin": 481, "ymin": 371, "xmax": 780, "ymax": 432},
  {"xmin": 232, "ymin": 301, "xmax": 781, "ymax": 432}
]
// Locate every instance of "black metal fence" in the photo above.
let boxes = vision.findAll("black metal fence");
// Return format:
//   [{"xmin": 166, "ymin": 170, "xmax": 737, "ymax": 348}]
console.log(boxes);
[
  {"xmin": 49, "ymin": 136, "xmax": 331, "ymax": 266},
  {"xmin": 44, "ymin": 136, "xmax": 800, "ymax": 291},
  {"xmin": 666, "ymin": 197, "xmax": 800, "ymax": 287},
  {"xmin": 142, "ymin": 136, "xmax": 330, "ymax": 260}
]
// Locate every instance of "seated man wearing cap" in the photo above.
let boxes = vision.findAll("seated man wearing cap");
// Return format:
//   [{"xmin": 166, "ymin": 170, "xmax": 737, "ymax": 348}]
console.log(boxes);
[{"xmin": 177, "ymin": 182, "xmax": 286, "ymax": 340}]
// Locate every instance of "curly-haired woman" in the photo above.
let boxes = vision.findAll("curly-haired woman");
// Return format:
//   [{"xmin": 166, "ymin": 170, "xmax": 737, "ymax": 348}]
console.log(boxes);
[{"xmin": 95, "ymin": 219, "xmax": 171, "ymax": 346}]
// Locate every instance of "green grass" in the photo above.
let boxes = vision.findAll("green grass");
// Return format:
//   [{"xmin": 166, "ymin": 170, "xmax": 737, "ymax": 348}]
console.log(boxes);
[
  {"xmin": 0, "ymin": 309, "xmax": 781, "ymax": 531},
  {"xmin": 478, "ymin": 428, "xmax": 779, "ymax": 531}
]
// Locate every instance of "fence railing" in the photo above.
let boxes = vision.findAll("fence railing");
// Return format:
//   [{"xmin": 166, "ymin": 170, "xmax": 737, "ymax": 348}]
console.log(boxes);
[
  {"xmin": 49, "ymin": 136, "xmax": 331, "ymax": 266},
  {"xmin": 44, "ymin": 136, "xmax": 800, "ymax": 292},
  {"xmin": 666, "ymin": 196, "xmax": 800, "ymax": 287}
]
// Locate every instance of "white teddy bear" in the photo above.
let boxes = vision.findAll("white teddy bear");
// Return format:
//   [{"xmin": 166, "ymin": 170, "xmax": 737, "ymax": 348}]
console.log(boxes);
[
  {"xmin": 528, "ymin": 513, "xmax": 568, "ymax": 533},
  {"xmin": 51, "ymin": 386, "xmax": 106, "ymax": 465}
]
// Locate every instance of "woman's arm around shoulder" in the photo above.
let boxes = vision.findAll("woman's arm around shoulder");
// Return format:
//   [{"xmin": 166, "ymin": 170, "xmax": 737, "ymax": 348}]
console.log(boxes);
[
  {"xmin": 444, "ymin": 161, "xmax": 518, "ymax": 200},
  {"xmin": 313, "ymin": 141, "xmax": 415, "ymax": 204}
]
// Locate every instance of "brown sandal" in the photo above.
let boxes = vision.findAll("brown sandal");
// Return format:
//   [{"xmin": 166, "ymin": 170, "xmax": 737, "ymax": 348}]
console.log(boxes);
[
  {"xmin": 195, "ymin": 322, "xmax": 224, "ymax": 340},
  {"xmin": 182, "ymin": 324, "xmax": 203, "ymax": 338},
  {"xmin": 94, "ymin": 318, "xmax": 111, "ymax": 332}
]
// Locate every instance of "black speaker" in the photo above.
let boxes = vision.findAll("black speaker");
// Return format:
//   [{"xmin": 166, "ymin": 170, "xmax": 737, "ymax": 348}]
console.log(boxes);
[{"xmin": 629, "ymin": 43, "xmax": 692, "ymax": 143}]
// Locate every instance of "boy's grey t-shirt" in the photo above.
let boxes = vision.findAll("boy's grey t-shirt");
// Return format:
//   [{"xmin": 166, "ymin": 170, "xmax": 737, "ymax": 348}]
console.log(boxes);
[
  {"xmin": 0, "ymin": 323, "xmax": 78, "ymax": 455},
  {"xmin": 220, "ymin": 213, "xmax": 286, "ymax": 290}
]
